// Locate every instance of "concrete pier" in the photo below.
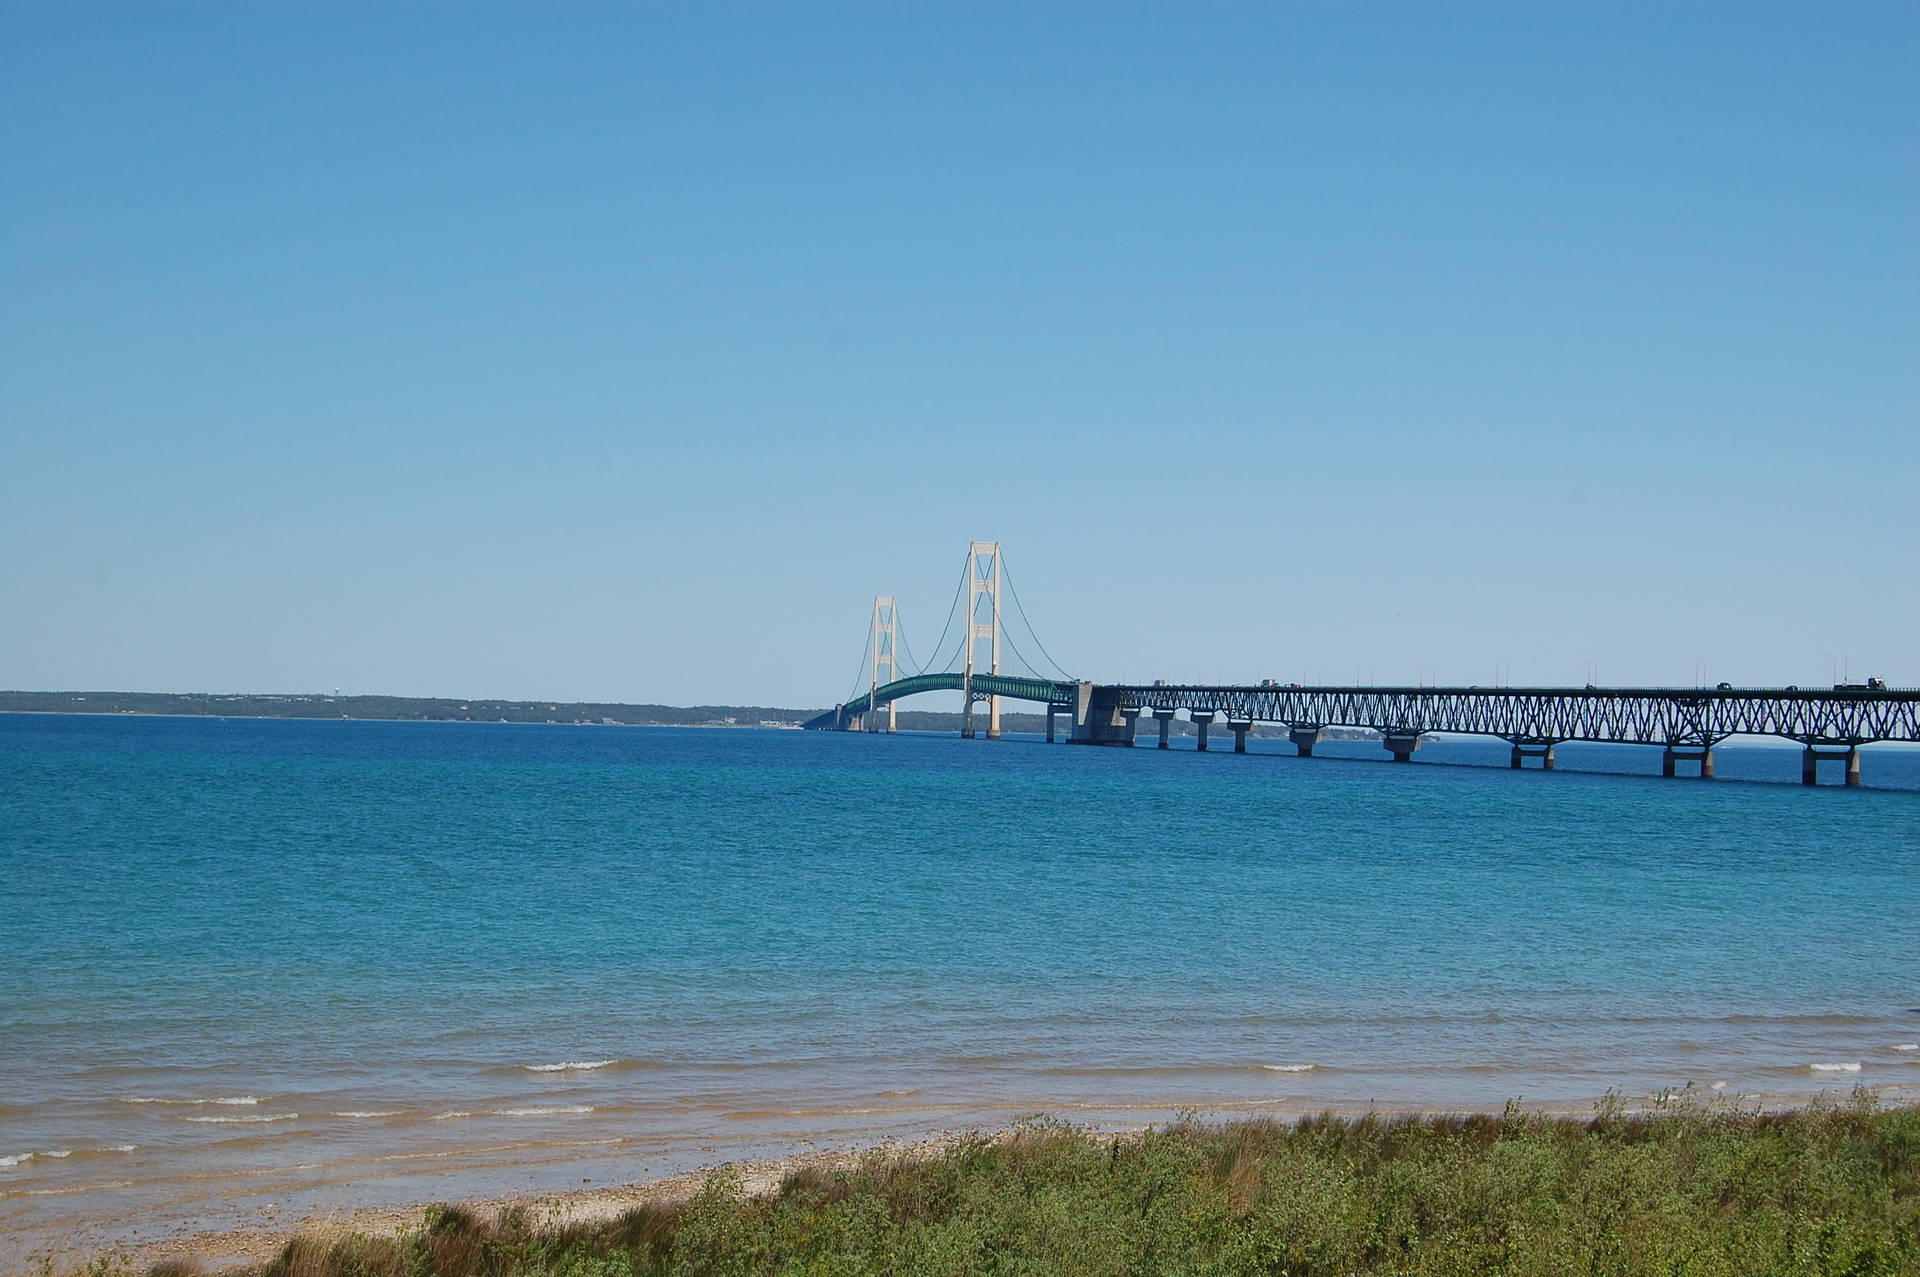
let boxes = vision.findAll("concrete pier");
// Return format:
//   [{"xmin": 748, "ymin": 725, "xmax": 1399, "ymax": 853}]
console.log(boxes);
[
  {"xmin": 1288, "ymin": 725, "xmax": 1321, "ymax": 757},
  {"xmin": 1509, "ymin": 742, "xmax": 1557, "ymax": 770},
  {"xmin": 1191, "ymin": 710, "xmax": 1216, "ymax": 752},
  {"xmin": 1384, "ymin": 730, "xmax": 1422, "ymax": 763},
  {"xmin": 1119, "ymin": 707, "xmax": 1141, "ymax": 746},
  {"xmin": 1802, "ymin": 745, "xmax": 1861, "ymax": 786},
  {"xmin": 1662, "ymin": 745, "xmax": 1715, "ymax": 778},
  {"xmin": 1154, "ymin": 708, "xmax": 1177, "ymax": 749},
  {"xmin": 1068, "ymin": 683, "xmax": 1134, "ymax": 746},
  {"xmin": 1229, "ymin": 718, "xmax": 1252, "ymax": 753}
]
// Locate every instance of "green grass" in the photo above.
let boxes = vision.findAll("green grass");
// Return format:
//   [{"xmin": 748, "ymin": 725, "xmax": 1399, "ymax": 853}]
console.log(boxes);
[{"xmin": 186, "ymin": 1093, "xmax": 1920, "ymax": 1276}]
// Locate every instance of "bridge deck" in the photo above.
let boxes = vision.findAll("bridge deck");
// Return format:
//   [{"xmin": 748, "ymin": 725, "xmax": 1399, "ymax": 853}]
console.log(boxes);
[
  {"xmin": 801, "ymin": 673, "xmax": 1075, "ymax": 732},
  {"xmin": 1113, "ymin": 684, "xmax": 1920, "ymax": 747},
  {"xmin": 809, "ymin": 678, "xmax": 1919, "ymax": 747}
]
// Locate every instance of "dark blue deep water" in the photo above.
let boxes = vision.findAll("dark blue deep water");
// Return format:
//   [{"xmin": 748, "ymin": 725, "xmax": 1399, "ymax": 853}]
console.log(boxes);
[{"xmin": 3, "ymin": 714, "xmax": 1917, "ymax": 1247}]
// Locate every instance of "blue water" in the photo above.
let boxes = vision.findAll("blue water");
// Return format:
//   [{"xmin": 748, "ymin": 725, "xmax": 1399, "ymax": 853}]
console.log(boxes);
[{"xmin": 3, "ymin": 714, "xmax": 1918, "ymax": 1249}]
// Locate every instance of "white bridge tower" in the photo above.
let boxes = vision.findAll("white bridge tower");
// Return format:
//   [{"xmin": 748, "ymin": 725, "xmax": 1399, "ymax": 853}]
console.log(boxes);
[
  {"xmin": 961, "ymin": 540, "xmax": 1002, "ymax": 740},
  {"xmin": 868, "ymin": 596, "xmax": 898, "ymax": 733}
]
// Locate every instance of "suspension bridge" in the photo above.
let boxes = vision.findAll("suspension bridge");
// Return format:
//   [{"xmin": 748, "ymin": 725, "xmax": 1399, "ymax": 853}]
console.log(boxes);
[{"xmin": 803, "ymin": 542, "xmax": 1920, "ymax": 786}]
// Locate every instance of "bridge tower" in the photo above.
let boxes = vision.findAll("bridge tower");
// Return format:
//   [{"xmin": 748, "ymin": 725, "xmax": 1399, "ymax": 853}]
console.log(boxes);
[
  {"xmin": 869, "ymin": 596, "xmax": 898, "ymax": 733},
  {"xmin": 961, "ymin": 540, "xmax": 1002, "ymax": 740}
]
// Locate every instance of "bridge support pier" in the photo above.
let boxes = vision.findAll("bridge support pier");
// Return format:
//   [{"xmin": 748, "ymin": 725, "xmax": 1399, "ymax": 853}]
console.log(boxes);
[
  {"xmin": 1068, "ymin": 683, "xmax": 1134, "ymax": 746},
  {"xmin": 1802, "ymin": 746, "xmax": 1861, "ymax": 786},
  {"xmin": 1289, "ymin": 726, "xmax": 1321, "ymax": 757},
  {"xmin": 1154, "ymin": 708, "xmax": 1176, "ymax": 749},
  {"xmin": 1191, "ymin": 711, "xmax": 1216, "ymax": 752},
  {"xmin": 1384, "ymin": 731, "xmax": 1422, "ymax": 763},
  {"xmin": 1662, "ymin": 746, "xmax": 1714, "ymax": 779},
  {"xmin": 1046, "ymin": 703, "xmax": 1057, "ymax": 743},
  {"xmin": 1510, "ymin": 742, "xmax": 1556, "ymax": 770},
  {"xmin": 1229, "ymin": 719, "xmax": 1252, "ymax": 753}
]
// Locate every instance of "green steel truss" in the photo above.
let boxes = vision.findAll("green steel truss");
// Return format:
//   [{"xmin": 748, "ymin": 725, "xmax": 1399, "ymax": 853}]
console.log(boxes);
[{"xmin": 803, "ymin": 673, "xmax": 1076, "ymax": 731}]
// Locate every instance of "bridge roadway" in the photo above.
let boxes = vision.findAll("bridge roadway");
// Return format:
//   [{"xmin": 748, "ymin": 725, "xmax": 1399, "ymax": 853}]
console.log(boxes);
[{"xmin": 806, "ymin": 677, "xmax": 1920, "ymax": 784}]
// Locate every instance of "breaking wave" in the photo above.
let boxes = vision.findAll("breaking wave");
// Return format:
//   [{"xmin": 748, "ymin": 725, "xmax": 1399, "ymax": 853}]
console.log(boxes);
[{"xmin": 495, "ymin": 1105, "xmax": 595, "ymax": 1116}]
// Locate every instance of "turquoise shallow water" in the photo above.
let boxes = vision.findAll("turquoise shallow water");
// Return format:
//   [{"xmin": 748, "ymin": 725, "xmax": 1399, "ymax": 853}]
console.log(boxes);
[{"xmin": 3, "ymin": 714, "xmax": 1918, "ymax": 1248}]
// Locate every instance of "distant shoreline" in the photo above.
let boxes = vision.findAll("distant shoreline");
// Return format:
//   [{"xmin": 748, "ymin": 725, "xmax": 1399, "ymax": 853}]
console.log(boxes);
[
  {"xmin": 0, "ymin": 690, "xmax": 824, "ymax": 729},
  {"xmin": 0, "ymin": 692, "xmax": 1345, "ymax": 738},
  {"xmin": 6, "ymin": 694, "xmax": 1914, "ymax": 747},
  {"xmin": 0, "ymin": 691, "xmax": 1068, "ymax": 735},
  {"xmin": 0, "ymin": 709, "xmax": 805, "ymax": 728}
]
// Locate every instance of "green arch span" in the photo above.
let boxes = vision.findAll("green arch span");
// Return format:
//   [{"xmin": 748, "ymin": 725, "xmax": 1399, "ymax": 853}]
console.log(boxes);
[{"xmin": 803, "ymin": 673, "xmax": 1077, "ymax": 730}]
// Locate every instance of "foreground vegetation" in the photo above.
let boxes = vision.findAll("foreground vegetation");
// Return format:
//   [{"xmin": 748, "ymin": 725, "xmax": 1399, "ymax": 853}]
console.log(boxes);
[{"xmin": 161, "ymin": 1094, "xmax": 1920, "ymax": 1276}]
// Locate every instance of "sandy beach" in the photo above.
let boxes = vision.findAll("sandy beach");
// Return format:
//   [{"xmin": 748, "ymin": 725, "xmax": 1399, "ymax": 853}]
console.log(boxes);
[
  {"xmin": 75, "ymin": 1129, "xmax": 1004, "ymax": 1274},
  {"xmin": 22, "ymin": 1081, "xmax": 1902, "ymax": 1275}
]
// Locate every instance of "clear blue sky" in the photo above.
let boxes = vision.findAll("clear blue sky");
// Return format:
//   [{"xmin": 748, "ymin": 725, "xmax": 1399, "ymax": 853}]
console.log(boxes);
[{"xmin": 3, "ymin": 3, "xmax": 1914, "ymax": 706}]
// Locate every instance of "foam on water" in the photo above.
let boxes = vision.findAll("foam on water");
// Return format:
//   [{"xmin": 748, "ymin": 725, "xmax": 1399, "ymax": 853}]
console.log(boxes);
[
  {"xmin": 184, "ymin": 1112, "xmax": 300, "ymax": 1123},
  {"xmin": 1807, "ymin": 1062, "xmax": 1863, "ymax": 1073},
  {"xmin": 494, "ymin": 1105, "xmax": 595, "ymax": 1116},
  {"xmin": 523, "ymin": 1060, "xmax": 619, "ymax": 1073}
]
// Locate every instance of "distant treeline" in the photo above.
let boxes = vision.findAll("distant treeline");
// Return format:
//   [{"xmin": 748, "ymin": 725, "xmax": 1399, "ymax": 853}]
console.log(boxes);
[
  {"xmin": 1, "ymin": 691, "xmax": 1382, "ymax": 738},
  {"xmin": 0, "ymin": 690, "xmax": 821, "ymax": 727},
  {"xmin": 0, "ymin": 689, "xmax": 1031, "ymax": 732}
]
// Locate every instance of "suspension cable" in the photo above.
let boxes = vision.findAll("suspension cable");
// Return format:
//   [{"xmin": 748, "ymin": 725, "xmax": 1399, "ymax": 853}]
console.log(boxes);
[
  {"xmin": 893, "ymin": 608, "xmax": 921, "ymax": 682},
  {"xmin": 913, "ymin": 555, "xmax": 972, "ymax": 677},
  {"xmin": 1000, "ymin": 558, "xmax": 1075, "ymax": 680},
  {"xmin": 844, "ymin": 623, "xmax": 875, "ymax": 707},
  {"xmin": 997, "ymin": 624, "xmax": 1054, "ymax": 684},
  {"xmin": 933, "ymin": 630, "xmax": 967, "ymax": 675}
]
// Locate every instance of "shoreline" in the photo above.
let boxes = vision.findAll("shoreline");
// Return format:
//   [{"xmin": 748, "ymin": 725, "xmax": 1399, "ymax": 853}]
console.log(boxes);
[
  {"xmin": 50, "ymin": 1087, "xmax": 1911, "ymax": 1274},
  {"xmin": 103, "ymin": 1129, "xmax": 987, "ymax": 1274}
]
